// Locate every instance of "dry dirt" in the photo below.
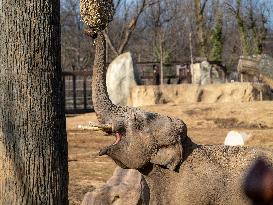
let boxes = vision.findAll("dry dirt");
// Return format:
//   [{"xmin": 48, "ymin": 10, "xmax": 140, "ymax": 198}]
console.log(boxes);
[{"xmin": 67, "ymin": 101, "xmax": 273, "ymax": 205}]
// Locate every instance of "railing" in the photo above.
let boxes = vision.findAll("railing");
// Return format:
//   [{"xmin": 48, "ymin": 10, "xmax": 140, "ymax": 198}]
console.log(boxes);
[{"xmin": 62, "ymin": 71, "xmax": 93, "ymax": 114}]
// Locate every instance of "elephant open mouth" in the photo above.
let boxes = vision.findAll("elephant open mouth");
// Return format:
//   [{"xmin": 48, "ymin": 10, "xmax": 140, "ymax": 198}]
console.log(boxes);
[
  {"xmin": 99, "ymin": 132, "xmax": 123, "ymax": 156},
  {"xmin": 113, "ymin": 132, "xmax": 122, "ymax": 145}
]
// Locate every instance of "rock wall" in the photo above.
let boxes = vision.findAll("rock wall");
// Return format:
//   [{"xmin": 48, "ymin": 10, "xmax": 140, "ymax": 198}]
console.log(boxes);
[{"xmin": 128, "ymin": 83, "xmax": 272, "ymax": 107}]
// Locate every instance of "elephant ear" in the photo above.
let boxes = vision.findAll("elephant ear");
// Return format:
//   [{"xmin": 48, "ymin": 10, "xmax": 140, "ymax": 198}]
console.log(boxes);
[{"xmin": 150, "ymin": 139, "xmax": 183, "ymax": 171}]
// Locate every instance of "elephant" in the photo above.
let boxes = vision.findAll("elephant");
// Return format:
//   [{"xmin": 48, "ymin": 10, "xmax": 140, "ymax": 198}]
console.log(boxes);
[{"xmin": 91, "ymin": 32, "xmax": 273, "ymax": 205}]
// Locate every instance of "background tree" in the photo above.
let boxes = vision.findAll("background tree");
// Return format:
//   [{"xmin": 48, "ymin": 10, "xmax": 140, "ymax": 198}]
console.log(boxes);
[
  {"xmin": 209, "ymin": 0, "xmax": 223, "ymax": 61},
  {"xmin": 0, "ymin": 0, "xmax": 68, "ymax": 204},
  {"xmin": 225, "ymin": 0, "xmax": 270, "ymax": 56},
  {"xmin": 246, "ymin": 0, "xmax": 268, "ymax": 54},
  {"xmin": 104, "ymin": 0, "xmax": 155, "ymax": 57},
  {"xmin": 60, "ymin": 0, "xmax": 273, "ymax": 71},
  {"xmin": 193, "ymin": 0, "xmax": 209, "ymax": 58},
  {"xmin": 61, "ymin": 0, "xmax": 92, "ymax": 70}
]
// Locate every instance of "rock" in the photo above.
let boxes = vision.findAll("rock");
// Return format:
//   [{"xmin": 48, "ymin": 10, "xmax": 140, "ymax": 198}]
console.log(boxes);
[
  {"xmin": 191, "ymin": 61, "xmax": 226, "ymax": 85},
  {"xmin": 81, "ymin": 167, "xmax": 149, "ymax": 205},
  {"xmin": 191, "ymin": 63, "xmax": 202, "ymax": 84},
  {"xmin": 106, "ymin": 52, "xmax": 140, "ymax": 106},
  {"xmin": 224, "ymin": 131, "xmax": 251, "ymax": 146},
  {"xmin": 238, "ymin": 54, "xmax": 273, "ymax": 89}
]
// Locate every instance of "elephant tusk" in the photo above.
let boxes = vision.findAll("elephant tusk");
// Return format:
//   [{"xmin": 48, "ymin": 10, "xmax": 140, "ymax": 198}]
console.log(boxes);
[{"xmin": 87, "ymin": 122, "xmax": 113, "ymax": 133}]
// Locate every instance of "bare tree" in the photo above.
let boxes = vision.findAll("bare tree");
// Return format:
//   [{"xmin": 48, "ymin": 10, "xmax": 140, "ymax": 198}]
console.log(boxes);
[
  {"xmin": 61, "ymin": 0, "xmax": 93, "ymax": 70},
  {"xmin": 0, "ymin": 0, "xmax": 68, "ymax": 204},
  {"xmin": 144, "ymin": 0, "xmax": 180, "ymax": 84},
  {"xmin": 246, "ymin": 0, "xmax": 268, "ymax": 54},
  {"xmin": 194, "ymin": 0, "xmax": 209, "ymax": 57},
  {"xmin": 209, "ymin": 0, "xmax": 223, "ymax": 61},
  {"xmin": 104, "ymin": 0, "xmax": 155, "ymax": 57},
  {"xmin": 59, "ymin": 0, "xmax": 273, "ymax": 71}
]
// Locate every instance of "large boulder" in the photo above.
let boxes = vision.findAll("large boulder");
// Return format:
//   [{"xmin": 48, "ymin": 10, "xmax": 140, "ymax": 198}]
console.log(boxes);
[
  {"xmin": 81, "ymin": 167, "xmax": 149, "ymax": 205},
  {"xmin": 106, "ymin": 52, "xmax": 140, "ymax": 106},
  {"xmin": 238, "ymin": 54, "xmax": 273, "ymax": 89},
  {"xmin": 191, "ymin": 61, "xmax": 226, "ymax": 85}
]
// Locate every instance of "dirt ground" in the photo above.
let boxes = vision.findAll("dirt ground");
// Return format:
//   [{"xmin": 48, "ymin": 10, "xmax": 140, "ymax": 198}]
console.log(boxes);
[{"xmin": 67, "ymin": 101, "xmax": 273, "ymax": 205}]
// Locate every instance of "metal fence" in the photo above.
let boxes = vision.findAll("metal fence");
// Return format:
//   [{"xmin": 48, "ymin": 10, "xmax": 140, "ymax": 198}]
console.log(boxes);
[
  {"xmin": 135, "ymin": 61, "xmax": 191, "ymax": 84},
  {"xmin": 63, "ymin": 71, "xmax": 93, "ymax": 114}
]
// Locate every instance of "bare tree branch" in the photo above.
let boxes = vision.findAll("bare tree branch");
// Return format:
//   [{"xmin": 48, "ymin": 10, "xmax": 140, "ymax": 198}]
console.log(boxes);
[
  {"xmin": 200, "ymin": 0, "xmax": 209, "ymax": 15},
  {"xmin": 106, "ymin": 0, "xmax": 153, "ymax": 56},
  {"xmin": 114, "ymin": 0, "xmax": 123, "ymax": 11},
  {"xmin": 103, "ymin": 30, "xmax": 119, "ymax": 56}
]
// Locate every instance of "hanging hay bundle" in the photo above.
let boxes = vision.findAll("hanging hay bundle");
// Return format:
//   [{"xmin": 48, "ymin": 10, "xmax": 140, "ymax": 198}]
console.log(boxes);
[{"xmin": 80, "ymin": 0, "xmax": 114, "ymax": 32}]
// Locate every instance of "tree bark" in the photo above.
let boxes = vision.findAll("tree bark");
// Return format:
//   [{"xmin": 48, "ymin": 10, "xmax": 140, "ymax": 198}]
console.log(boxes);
[{"xmin": 0, "ymin": 0, "xmax": 68, "ymax": 204}]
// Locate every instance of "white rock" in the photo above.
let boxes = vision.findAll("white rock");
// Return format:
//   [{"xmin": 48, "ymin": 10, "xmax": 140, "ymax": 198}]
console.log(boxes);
[
  {"xmin": 106, "ymin": 52, "xmax": 140, "ymax": 106},
  {"xmin": 191, "ymin": 61, "xmax": 225, "ymax": 85},
  {"xmin": 191, "ymin": 63, "xmax": 202, "ymax": 84},
  {"xmin": 224, "ymin": 131, "xmax": 251, "ymax": 146}
]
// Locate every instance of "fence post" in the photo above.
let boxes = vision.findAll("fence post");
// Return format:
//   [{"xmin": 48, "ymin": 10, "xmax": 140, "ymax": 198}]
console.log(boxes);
[
  {"xmin": 83, "ymin": 76, "xmax": 87, "ymax": 110},
  {"xmin": 63, "ymin": 75, "xmax": 66, "ymax": 110},
  {"xmin": 73, "ymin": 74, "xmax": 77, "ymax": 109}
]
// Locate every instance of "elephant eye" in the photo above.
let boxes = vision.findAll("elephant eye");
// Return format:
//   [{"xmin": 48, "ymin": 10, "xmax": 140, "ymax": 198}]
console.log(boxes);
[
  {"xmin": 134, "ymin": 121, "xmax": 145, "ymax": 131},
  {"xmin": 117, "ymin": 127, "xmax": 126, "ymax": 135}
]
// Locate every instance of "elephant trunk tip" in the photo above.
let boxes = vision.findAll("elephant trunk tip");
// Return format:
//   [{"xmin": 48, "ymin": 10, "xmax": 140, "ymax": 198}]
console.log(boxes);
[{"xmin": 99, "ymin": 147, "xmax": 109, "ymax": 156}]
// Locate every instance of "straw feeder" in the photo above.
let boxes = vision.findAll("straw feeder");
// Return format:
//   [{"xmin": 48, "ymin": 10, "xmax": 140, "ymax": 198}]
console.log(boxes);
[{"xmin": 80, "ymin": 0, "xmax": 114, "ymax": 36}]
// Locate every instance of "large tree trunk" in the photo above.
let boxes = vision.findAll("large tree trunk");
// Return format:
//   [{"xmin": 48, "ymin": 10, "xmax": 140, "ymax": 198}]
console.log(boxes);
[{"xmin": 0, "ymin": 1, "xmax": 68, "ymax": 204}]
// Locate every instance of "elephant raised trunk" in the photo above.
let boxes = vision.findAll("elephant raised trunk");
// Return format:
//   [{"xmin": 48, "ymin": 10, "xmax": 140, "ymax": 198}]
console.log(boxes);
[
  {"xmin": 91, "ymin": 33, "xmax": 134, "ymax": 124},
  {"xmin": 92, "ymin": 33, "xmax": 117, "ymax": 124}
]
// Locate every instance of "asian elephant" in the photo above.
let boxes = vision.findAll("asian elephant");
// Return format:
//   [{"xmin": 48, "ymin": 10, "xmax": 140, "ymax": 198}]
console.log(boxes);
[{"xmin": 91, "ymin": 32, "xmax": 273, "ymax": 205}]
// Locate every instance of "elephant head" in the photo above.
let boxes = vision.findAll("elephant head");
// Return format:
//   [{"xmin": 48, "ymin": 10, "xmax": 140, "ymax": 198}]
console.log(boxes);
[{"xmin": 98, "ymin": 110, "xmax": 187, "ymax": 171}]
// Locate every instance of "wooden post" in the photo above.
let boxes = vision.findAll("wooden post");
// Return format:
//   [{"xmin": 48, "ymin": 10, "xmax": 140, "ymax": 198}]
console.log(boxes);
[
  {"xmin": 189, "ymin": 32, "xmax": 194, "ymax": 84},
  {"xmin": 73, "ymin": 74, "xmax": 77, "ymax": 109},
  {"xmin": 63, "ymin": 75, "xmax": 66, "ymax": 110},
  {"xmin": 83, "ymin": 76, "xmax": 87, "ymax": 110},
  {"xmin": 190, "ymin": 32, "xmax": 194, "ymax": 65},
  {"xmin": 241, "ymin": 74, "xmax": 244, "ymax": 82},
  {"xmin": 160, "ymin": 37, "xmax": 164, "ymax": 85}
]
